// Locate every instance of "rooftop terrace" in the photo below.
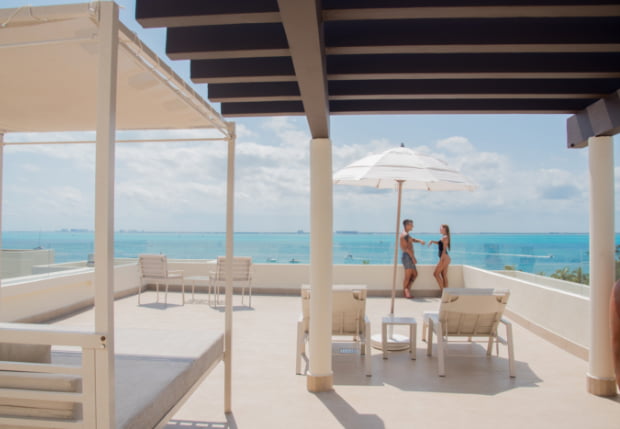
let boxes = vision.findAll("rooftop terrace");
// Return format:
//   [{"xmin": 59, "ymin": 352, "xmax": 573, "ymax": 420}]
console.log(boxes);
[{"xmin": 52, "ymin": 290, "xmax": 620, "ymax": 428}]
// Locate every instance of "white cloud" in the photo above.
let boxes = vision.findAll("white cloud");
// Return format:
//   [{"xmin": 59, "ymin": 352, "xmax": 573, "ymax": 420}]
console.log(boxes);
[
  {"xmin": 1, "ymin": 117, "xmax": 610, "ymax": 233},
  {"xmin": 436, "ymin": 136, "xmax": 474, "ymax": 153}
]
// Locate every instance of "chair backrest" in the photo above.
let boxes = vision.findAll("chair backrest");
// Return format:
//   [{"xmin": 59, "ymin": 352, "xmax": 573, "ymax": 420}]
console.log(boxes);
[
  {"xmin": 215, "ymin": 256, "xmax": 252, "ymax": 281},
  {"xmin": 438, "ymin": 288, "xmax": 510, "ymax": 336},
  {"xmin": 138, "ymin": 254, "xmax": 169, "ymax": 279},
  {"xmin": 300, "ymin": 285, "xmax": 367, "ymax": 336}
]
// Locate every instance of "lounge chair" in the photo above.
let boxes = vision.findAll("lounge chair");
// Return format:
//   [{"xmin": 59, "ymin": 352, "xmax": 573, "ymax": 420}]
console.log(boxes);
[
  {"xmin": 209, "ymin": 256, "xmax": 253, "ymax": 307},
  {"xmin": 296, "ymin": 285, "xmax": 371, "ymax": 376},
  {"xmin": 423, "ymin": 288, "xmax": 515, "ymax": 377},
  {"xmin": 138, "ymin": 254, "xmax": 185, "ymax": 306}
]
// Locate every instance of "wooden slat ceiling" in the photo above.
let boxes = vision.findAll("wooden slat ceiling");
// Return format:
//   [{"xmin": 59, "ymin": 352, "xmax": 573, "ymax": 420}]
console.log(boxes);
[{"xmin": 136, "ymin": 0, "xmax": 620, "ymax": 139}]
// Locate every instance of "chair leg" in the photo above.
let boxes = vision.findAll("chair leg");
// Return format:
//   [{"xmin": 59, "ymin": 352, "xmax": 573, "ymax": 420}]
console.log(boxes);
[
  {"xmin": 181, "ymin": 280, "xmax": 185, "ymax": 306},
  {"xmin": 436, "ymin": 321, "xmax": 446, "ymax": 377},
  {"xmin": 486, "ymin": 335, "xmax": 494, "ymax": 356},
  {"xmin": 138, "ymin": 283, "xmax": 142, "ymax": 305},
  {"xmin": 426, "ymin": 319, "xmax": 434, "ymax": 357},
  {"xmin": 248, "ymin": 283, "xmax": 253, "ymax": 308},
  {"xmin": 364, "ymin": 320, "xmax": 371, "ymax": 376},
  {"xmin": 296, "ymin": 322, "xmax": 305, "ymax": 375},
  {"xmin": 503, "ymin": 319, "xmax": 516, "ymax": 378},
  {"xmin": 155, "ymin": 282, "xmax": 159, "ymax": 303},
  {"xmin": 164, "ymin": 281, "xmax": 168, "ymax": 306}
]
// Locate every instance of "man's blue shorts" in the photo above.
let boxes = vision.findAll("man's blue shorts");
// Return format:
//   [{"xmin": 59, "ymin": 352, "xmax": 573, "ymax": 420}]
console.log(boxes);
[{"xmin": 402, "ymin": 253, "xmax": 416, "ymax": 270}]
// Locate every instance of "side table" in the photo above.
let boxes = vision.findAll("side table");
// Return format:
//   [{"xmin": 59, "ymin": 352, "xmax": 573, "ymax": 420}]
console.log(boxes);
[
  {"xmin": 185, "ymin": 275, "xmax": 213, "ymax": 304},
  {"xmin": 381, "ymin": 316, "xmax": 417, "ymax": 360}
]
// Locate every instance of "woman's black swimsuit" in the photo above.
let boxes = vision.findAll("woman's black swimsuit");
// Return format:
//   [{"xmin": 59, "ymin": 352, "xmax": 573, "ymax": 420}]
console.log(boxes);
[{"xmin": 438, "ymin": 240, "xmax": 448, "ymax": 258}]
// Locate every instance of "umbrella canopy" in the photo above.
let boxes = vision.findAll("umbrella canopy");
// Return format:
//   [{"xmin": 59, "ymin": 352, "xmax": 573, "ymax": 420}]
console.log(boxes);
[
  {"xmin": 333, "ymin": 146, "xmax": 477, "ymax": 192},
  {"xmin": 334, "ymin": 145, "xmax": 476, "ymax": 319}
]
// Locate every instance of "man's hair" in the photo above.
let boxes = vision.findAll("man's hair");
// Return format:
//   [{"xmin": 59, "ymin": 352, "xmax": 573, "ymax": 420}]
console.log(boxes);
[{"xmin": 403, "ymin": 219, "xmax": 413, "ymax": 228}]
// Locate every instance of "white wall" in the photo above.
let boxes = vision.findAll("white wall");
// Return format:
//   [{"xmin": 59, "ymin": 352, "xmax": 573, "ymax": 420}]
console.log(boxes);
[
  {"xmin": 0, "ymin": 261, "xmax": 590, "ymax": 358},
  {"xmin": 0, "ymin": 263, "xmax": 139, "ymax": 323},
  {"xmin": 463, "ymin": 265, "xmax": 589, "ymax": 356}
]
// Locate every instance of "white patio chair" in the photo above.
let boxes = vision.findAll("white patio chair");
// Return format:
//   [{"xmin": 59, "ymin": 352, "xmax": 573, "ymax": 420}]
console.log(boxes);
[
  {"xmin": 209, "ymin": 256, "xmax": 253, "ymax": 307},
  {"xmin": 423, "ymin": 288, "xmax": 515, "ymax": 377},
  {"xmin": 296, "ymin": 285, "xmax": 371, "ymax": 376},
  {"xmin": 138, "ymin": 254, "xmax": 185, "ymax": 306}
]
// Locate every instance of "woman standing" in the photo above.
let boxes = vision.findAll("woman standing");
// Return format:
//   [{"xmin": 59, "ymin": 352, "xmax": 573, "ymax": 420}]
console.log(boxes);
[{"xmin": 428, "ymin": 224, "xmax": 451, "ymax": 290}]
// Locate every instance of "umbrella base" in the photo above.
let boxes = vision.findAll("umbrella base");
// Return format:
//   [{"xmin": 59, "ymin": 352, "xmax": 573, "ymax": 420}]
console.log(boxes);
[{"xmin": 370, "ymin": 333, "xmax": 410, "ymax": 351}]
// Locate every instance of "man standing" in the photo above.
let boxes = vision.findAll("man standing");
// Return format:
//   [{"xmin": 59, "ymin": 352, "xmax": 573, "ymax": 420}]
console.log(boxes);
[{"xmin": 400, "ymin": 219, "xmax": 425, "ymax": 298}]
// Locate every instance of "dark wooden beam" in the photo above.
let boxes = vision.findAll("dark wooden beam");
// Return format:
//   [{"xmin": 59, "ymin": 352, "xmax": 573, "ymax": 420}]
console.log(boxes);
[
  {"xmin": 191, "ymin": 57, "xmax": 295, "ymax": 84},
  {"xmin": 277, "ymin": 0, "xmax": 330, "ymax": 138},
  {"xmin": 136, "ymin": 0, "xmax": 280, "ymax": 27},
  {"xmin": 209, "ymin": 82, "xmax": 300, "ymax": 102},
  {"xmin": 221, "ymin": 101, "xmax": 304, "ymax": 116},
  {"xmin": 328, "ymin": 79, "xmax": 620, "ymax": 98},
  {"xmin": 567, "ymin": 90, "xmax": 620, "ymax": 148},
  {"xmin": 326, "ymin": 53, "xmax": 620, "ymax": 79},
  {"xmin": 166, "ymin": 23, "xmax": 289, "ymax": 60},
  {"xmin": 323, "ymin": 4, "xmax": 620, "ymax": 21},
  {"xmin": 330, "ymin": 98, "xmax": 595, "ymax": 114},
  {"xmin": 324, "ymin": 17, "xmax": 620, "ymax": 54}
]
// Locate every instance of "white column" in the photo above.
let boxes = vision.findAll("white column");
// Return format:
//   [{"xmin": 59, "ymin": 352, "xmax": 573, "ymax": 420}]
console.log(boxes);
[
  {"xmin": 94, "ymin": 2, "xmax": 118, "ymax": 426},
  {"xmin": 308, "ymin": 138, "xmax": 333, "ymax": 392},
  {"xmin": 224, "ymin": 123, "xmax": 235, "ymax": 413},
  {"xmin": 587, "ymin": 136, "xmax": 617, "ymax": 396}
]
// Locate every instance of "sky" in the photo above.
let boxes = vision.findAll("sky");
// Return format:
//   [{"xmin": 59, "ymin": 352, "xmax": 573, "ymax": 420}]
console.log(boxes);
[{"xmin": 2, "ymin": 0, "xmax": 619, "ymax": 234}]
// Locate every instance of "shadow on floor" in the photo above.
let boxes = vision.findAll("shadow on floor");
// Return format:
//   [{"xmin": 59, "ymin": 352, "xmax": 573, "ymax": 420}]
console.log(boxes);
[
  {"xmin": 331, "ymin": 342, "xmax": 542, "ymax": 395},
  {"xmin": 316, "ymin": 390, "xmax": 384, "ymax": 429}
]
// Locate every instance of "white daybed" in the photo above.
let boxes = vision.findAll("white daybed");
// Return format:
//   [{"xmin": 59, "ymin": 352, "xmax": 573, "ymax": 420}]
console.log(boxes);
[{"xmin": 0, "ymin": 2, "xmax": 236, "ymax": 427}]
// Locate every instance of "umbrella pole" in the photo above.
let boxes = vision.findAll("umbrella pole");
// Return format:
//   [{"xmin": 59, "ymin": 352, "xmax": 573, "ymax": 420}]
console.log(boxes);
[
  {"xmin": 390, "ymin": 180, "xmax": 403, "ymax": 315},
  {"xmin": 370, "ymin": 180, "xmax": 410, "ymax": 351}
]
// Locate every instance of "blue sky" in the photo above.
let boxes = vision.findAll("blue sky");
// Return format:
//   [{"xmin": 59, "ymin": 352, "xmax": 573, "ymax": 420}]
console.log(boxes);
[{"xmin": 2, "ymin": 0, "xmax": 619, "ymax": 233}]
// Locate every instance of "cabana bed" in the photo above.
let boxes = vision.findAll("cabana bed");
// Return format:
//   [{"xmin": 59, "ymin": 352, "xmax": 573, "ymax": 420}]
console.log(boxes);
[{"xmin": 0, "ymin": 2, "xmax": 236, "ymax": 427}]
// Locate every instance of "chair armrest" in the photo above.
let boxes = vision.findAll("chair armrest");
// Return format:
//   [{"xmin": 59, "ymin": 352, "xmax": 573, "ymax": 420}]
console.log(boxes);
[{"xmin": 499, "ymin": 317, "xmax": 512, "ymax": 327}]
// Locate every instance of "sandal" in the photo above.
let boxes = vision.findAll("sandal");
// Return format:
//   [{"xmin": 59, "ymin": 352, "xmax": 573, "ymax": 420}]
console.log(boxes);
[{"xmin": 404, "ymin": 288, "xmax": 412, "ymax": 299}]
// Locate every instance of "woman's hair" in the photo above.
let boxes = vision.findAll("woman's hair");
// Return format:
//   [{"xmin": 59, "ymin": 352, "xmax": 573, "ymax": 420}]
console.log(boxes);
[
  {"xmin": 403, "ymin": 219, "xmax": 412, "ymax": 228},
  {"xmin": 442, "ymin": 224, "xmax": 451, "ymax": 250}
]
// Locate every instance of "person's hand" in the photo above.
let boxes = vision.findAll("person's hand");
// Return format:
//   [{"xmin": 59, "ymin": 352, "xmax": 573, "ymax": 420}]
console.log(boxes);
[{"xmin": 419, "ymin": 240, "xmax": 425, "ymax": 245}]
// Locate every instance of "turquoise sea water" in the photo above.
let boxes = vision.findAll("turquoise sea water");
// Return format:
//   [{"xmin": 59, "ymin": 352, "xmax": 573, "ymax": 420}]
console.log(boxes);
[{"xmin": 3, "ymin": 231, "xmax": 617, "ymax": 276}]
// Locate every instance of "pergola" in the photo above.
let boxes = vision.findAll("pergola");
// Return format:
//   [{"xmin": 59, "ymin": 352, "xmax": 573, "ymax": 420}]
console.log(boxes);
[
  {"xmin": 136, "ymin": 0, "xmax": 620, "ymax": 396},
  {"xmin": 0, "ymin": 2, "xmax": 235, "ymax": 426}
]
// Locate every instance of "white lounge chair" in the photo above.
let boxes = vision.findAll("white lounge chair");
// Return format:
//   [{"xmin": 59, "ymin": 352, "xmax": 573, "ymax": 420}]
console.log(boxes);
[
  {"xmin": 138, "ymin": 254, "xmax": 185, "ymax": 306},
  {"xmin": 209, "ymin": 256, "xmax": 253, "ymax": 307},
  {"xmin": 423, "ymin": 288, "xmax": 515, "ymax": 377},
  {"xmin": 296, "ymin": 285, "xmax": 371, "ymax": 376}
]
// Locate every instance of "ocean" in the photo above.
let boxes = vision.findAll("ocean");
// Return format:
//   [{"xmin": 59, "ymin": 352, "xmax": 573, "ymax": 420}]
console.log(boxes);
[{"xmin": 3, "ymin": 231, "xmax": 615, "ymax": 276}]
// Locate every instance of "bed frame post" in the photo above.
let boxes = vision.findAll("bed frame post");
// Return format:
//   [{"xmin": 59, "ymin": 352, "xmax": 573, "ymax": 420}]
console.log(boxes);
[{"xmin": 94, "ymin": 2, "xmax": 119, "ymax": 427}]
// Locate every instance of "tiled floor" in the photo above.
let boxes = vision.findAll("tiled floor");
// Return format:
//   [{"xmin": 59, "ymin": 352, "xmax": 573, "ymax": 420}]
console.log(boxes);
[{"xmin": 55, "ymin": 291, "xmax": 620, "ymax": 429}]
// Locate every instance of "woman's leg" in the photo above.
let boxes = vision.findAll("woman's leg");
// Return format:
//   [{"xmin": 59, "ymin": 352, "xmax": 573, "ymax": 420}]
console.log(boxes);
[
  {"xmin": 433, "ymin": 264, "xmax": 443, "ymax": 289},
  {"xmin": 439, "ymin": 257, "xmax": 451, "ymax": 288}
]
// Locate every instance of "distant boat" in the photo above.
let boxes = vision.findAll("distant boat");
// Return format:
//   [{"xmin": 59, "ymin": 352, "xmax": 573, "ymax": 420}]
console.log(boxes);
[
  {"xmin": 266, "ymin": 257, "xmax": 278, "ymax": 263},
  {"xmin": 289, "ymin": 258, "xmax": 300, "ymax": 264},
  {"xmin": 336, "ymin": 230, "xmax": 358, "ymax": 234},
  {"xmin": 296, "ymin": 229, "xmax": 305, "ymax": 234}
]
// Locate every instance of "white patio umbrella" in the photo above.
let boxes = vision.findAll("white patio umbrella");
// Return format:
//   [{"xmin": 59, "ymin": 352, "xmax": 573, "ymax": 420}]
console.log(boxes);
[{"xmin": 334, "ymin": 144, "xmax": 476, "ymax": 349}]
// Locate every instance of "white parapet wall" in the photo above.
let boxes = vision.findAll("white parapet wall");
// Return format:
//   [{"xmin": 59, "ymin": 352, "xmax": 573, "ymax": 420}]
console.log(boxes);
[
  {"xmin": 174, "ymin": 262, "xmax": 463, "ymax": 296},
  {"xmin": 463, "ymin": 265, "xmax": 589, "ymax": 359},
  {"xmin": 1, "ymin": 249, "xmax": 56, "ymax": 278},
  {"xmin": 0, "ymin": 260, "xmax": 591, "ymax": 360},
  {"xmin": 0, "ymin": 263, "xmax": 139, "ymax": 323}
]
